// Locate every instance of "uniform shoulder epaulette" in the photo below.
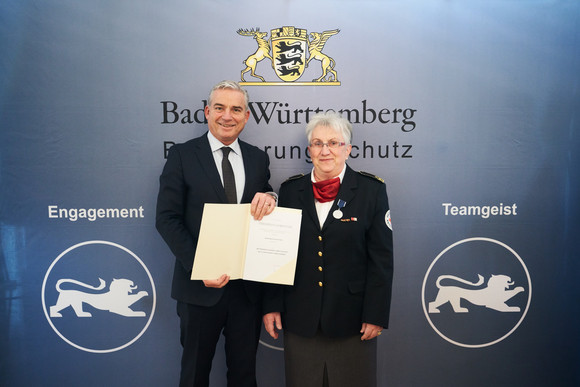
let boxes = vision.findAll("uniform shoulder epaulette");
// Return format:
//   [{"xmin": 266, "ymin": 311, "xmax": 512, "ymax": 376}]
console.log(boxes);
[
  {"xmin": 358, "ymin": 170, "xmax": 384, "ymax": 183},
  {"xmin": 282, "ymin": 173, "xmax": 305, "ymax": 184}
]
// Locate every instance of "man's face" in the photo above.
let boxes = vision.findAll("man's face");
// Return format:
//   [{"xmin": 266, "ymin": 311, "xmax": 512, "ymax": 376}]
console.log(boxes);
[{"xmin": 205, "ymin": 89, "xmax": 250, "ymax": 145}]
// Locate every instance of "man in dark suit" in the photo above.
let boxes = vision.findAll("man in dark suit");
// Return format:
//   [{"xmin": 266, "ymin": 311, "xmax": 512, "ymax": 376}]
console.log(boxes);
[{"xmin": 156, "ymin": 80, "xmax": 276, "ymax": 387}]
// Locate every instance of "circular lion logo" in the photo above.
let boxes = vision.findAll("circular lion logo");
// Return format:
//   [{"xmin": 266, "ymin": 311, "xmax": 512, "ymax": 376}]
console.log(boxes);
[
  {"xmin": 422, "ymin": 237, "xmax": 531, "ymax": 348},
  {"xmin": 42, "ymin": 241, "xmax": 156, "ymax": 353}
]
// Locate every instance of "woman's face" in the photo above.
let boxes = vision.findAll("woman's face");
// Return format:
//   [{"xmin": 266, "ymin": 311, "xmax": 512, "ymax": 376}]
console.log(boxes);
[{"xmin": 309, "ymin": 125, "xmax": 352, "ymax": 181}]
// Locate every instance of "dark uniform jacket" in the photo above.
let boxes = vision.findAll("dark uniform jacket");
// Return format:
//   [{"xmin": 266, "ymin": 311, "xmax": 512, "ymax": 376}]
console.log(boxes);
[
  {"xmin": 264, "ymin": 165, "xmax": 394, "ymax": 338},
  {"xmin": 155, "ymin": 132, "xmax": 272, "ymax": 306}
]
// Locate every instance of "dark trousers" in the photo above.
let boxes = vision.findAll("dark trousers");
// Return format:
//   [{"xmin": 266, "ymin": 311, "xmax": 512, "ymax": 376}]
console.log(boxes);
[{"xmin": 176, "ymin": 281, "xmax": 261, "ymax": 387}]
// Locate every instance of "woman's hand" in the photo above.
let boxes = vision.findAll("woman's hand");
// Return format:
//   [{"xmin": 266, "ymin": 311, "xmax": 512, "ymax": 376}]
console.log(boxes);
[
  {"xmin": 263, "ymin": 312, "xmax": 283, "ymax": 339},
  {"xmin": 360, "ymin": 322, "xmax": 383, "ymax": 340}
]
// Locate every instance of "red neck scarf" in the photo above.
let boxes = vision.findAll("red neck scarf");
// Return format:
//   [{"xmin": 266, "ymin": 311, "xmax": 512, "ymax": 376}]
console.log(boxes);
[{"xmin": 312, "ymin": 177, "xmax": 340, "ymax": 203}]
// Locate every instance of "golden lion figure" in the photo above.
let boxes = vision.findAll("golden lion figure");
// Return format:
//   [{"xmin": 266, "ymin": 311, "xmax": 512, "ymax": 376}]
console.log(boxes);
[
  {"xmin": 428, "ymin": 274, "xmax": 524, "ymax": 313},
  {"xmin": 306, "ymin": 29, "xmax": 340, "ymax": 82},
  {"xmin": 50, "ymin": 278, "xmax": 148, "ymax": 318}
]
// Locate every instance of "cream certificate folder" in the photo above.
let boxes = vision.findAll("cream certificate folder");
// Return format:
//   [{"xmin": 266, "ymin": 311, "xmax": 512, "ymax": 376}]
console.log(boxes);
[{"xmin": 191, "ymin": 203, "xmax": 302, "ymax": 285}]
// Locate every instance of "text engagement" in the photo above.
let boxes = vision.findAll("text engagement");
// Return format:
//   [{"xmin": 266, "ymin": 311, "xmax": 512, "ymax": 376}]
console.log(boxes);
[{"xmin": 48, "ymin": 205, "xmax": 145, "ymax": 222}]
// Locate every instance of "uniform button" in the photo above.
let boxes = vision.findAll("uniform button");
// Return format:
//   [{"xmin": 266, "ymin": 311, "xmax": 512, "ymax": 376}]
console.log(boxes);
[
  {"xmin": 318, "ymin": 266, "xmax": 323, "ymax": 272},
  {"xmin": 318, "ymin": 281, "xmax": 323, "ymax": 287},
  {"xmin": 318, "ymin": 235, "xmax": 322, "ymax": 241},
  {"xmin": 318, "ymin": 251, "xmax": 323, "ymax": 257}
]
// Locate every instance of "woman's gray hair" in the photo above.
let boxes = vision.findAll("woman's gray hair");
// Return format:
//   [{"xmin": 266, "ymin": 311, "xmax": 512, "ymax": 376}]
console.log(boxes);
[
  {"xmin": 208, "ymin": 80, "xmax": 250, "ymax": 110},
  {"xmin": 306, "ymin": 111, "xmax": 353, "ymax": 145}
]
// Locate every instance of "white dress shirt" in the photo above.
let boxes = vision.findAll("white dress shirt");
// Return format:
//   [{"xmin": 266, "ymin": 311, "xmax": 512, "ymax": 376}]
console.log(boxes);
[{"xmin": 207, "ymin": 131, "xmax": 246, "ymax": 204}]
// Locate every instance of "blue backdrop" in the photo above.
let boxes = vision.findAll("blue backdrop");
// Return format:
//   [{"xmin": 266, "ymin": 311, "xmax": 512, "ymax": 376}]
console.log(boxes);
[{"xmin": 1, "ymin": 1, "xmax": 579, "ymax": 386}]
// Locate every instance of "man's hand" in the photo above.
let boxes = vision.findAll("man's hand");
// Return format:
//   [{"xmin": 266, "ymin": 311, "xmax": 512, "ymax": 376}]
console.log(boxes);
[
  {"xmin": 203, "ymin": 274, "xmax": 230, "ymax": 288},
  {"xmin": 250, "ymin": 192, "xmax": 276, "ymax": 220},
  {"xmin": 263, "ymin": 312, "xmax": 283, "ymax": 339}
]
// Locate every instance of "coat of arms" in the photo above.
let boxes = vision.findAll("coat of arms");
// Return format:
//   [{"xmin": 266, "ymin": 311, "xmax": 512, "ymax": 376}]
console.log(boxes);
[{"xmin": 238, "ymin": 26, "xmax": 340, "ymax": 85}]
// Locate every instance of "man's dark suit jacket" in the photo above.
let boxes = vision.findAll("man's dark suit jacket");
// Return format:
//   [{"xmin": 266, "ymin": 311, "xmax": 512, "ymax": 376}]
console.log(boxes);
[
  {"xmin": 264, "ymin": 165, "xmax": 393, "ymax": 337},
  {"xmin": 156, "ymin": 132, "xmax": 273, "ymax": 306}
]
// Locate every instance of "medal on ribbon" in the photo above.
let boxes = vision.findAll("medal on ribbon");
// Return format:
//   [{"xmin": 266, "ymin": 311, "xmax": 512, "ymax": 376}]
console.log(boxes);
[{"xmin": 333, "ymin": 199, "xmax": 346, "ymax": 219}]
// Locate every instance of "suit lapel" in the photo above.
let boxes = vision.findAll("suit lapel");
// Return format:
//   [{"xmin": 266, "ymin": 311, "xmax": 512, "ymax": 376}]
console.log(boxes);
[
  {"xmin": 194, "ymin": 133, "xmax": 228, "ymax": 203},
  {"xmin": 239, "ymin": 141, "xmax": 254, "ymax": 203},
  {"xmin": 297, "ymin": 173, "xmax": 320, "ymax": 228},
  {"xmin": 321, "ymin": 166, "xmax": 357, "ymax": 230}
]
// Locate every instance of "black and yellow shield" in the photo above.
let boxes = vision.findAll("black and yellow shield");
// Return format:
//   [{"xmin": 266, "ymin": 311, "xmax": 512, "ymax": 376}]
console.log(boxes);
[{"xmin": 271, "ymin": 27, "xmax": 308, "ymax": 82}]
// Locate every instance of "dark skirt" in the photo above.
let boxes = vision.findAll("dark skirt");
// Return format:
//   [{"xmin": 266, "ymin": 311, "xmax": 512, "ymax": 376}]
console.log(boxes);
[{"xmin": 284, "ymin": 330, "xmax": 377, "ymax": 387}]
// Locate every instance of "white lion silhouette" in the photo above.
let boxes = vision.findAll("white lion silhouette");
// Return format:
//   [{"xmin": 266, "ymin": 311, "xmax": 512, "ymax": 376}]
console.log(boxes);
[
  {"xmin": 428, "ymin": 274, "xmax": 524, "ymax": 313},
  {"xmin": 50, "ymin": 278, "xmax": 148, "ymax": 318}
]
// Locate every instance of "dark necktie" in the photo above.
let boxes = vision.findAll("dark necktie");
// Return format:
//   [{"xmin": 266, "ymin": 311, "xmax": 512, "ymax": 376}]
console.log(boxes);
[{"xmin": 221, "ymin": 147, "xmax": 237, "ymax": 204}]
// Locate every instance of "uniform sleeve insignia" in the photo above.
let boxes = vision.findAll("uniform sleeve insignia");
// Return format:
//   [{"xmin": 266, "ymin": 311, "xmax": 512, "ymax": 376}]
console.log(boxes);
[{"xmin": 358, "ymin": 170, "xmax": 384, "ymax": 183}]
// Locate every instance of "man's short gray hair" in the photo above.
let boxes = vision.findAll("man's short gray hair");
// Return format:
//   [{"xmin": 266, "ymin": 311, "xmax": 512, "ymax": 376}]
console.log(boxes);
[
  {"xmin": 306, "ymin": 111, "xmax": 353, "ymax": 145},
  {"xmin": 208, "ymin": 80, "xmax": 250, "ymax": 110}
]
